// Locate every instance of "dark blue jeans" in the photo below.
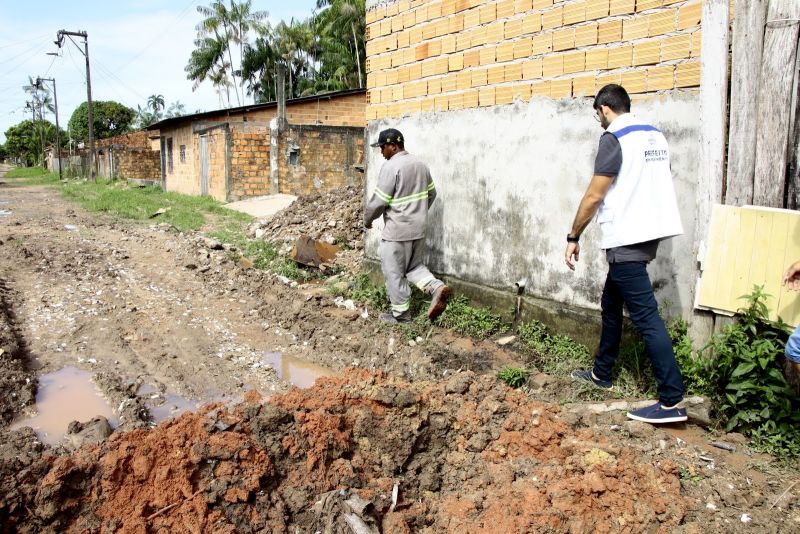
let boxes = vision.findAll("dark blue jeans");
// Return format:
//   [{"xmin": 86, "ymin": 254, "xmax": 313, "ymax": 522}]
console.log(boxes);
[{"xmin": 593, "ymin": 261, "xmax": 684, "ymax": 406}]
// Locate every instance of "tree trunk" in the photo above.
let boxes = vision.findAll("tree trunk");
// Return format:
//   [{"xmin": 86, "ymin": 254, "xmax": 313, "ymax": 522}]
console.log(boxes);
[{"xmin": 352, "ymin": 21, "xmax": 362, "ymax": 88}]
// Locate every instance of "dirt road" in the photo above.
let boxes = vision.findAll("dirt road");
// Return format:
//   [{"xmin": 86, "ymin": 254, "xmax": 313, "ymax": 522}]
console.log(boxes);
[{"xmin": 0, "ymin": 166, "xmax": 798, "ymax": 533}]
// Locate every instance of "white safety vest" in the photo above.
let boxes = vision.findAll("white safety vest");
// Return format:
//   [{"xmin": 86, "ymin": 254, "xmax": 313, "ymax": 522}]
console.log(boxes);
[{"xmin": 596, "ymin": 114, "xmax": 683, "ymax": 249}]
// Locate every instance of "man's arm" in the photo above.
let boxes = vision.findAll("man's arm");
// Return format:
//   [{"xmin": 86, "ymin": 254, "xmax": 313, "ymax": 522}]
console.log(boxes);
[
  {"xmin": 427, "ymin": 171, "xmax": 437, "ymax": 207},
  {"xmin": 364, "ymin": 167, "xmax": 396, "ymax": 228},
  {"xmin": 564, "ymin": 174, "xmax": 615, "ymax": 270},
  {"xmin": 783, "ymin": 260, "xmax": 800, "ymax": 291}
]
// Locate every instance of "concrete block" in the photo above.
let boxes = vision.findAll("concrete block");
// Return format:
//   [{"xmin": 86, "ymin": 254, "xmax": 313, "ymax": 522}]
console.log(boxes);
[
  {"xmin": 442, "ymin": 34, "xmax": 457, "ymax": 54},
  {"xmin": 678, "ymin": 1, "xmax": 701, "ymax": 30},
  {"xmin": 522, "ymin": 12, "xmax": 542, "ymax": 34},
  {"xmin": 585, "ymin": 0, "xmax": 610, "ymax": 20},
  {"xmin": 585, "ymin": 48, "xmax": 608, "ymax": 70},
  {"xmin": 636, "ymin": 0, "xmax": 662, "ymax": 11},
  {"xmin": 633, "ymin": 40, "xmax": 660, "ymax": 66},
  {"xmin": 464, "ymin": 49, "xmax": 481, "ymax": 67},
  {"xmin": 531, "ymin": 33, "xmax": 553, "ymax": 55},
  {"xmin": 522, "ymin": 58, "xmax": 543, "ymax": 79},
  {"xmin": 505, "ymin": 18, "xmax": 524, "ymax": 39},
  {"xmin": 486, "ymin": 21, "xmax": 505, "ymax": 43},
  {"xmin": 497, "ymin": 0, "xmax": 516, "ymax": 19},
  {"xmin": 542, "ymin": 54, "xmax": 564, "ymax": 77},
  {"xmin": 496, "ymin": 42, "xmax": 515, "ymax": 62},
  {"xmin": 505, "ymin": 62, "xmax": 524, "ymax": 81},
  {"xmin": 552, "ymin": 27, "xmax": 575, "ymax": 51},
  {"xmin": 479, "ymin": 86, "xmax": 496, "ymax": 106},
  {"xmin": 514, "ymin": 0, "xmax": 533, "ymax": 14},
  {"xmin": 647, "ymin": 65, "xmax": 674, "ymax": 91},
  {"xmin": 487, "ymin": 64, "xmax": 506, "ymax": 84},
  {"xmin": 660, "ymin": 34, "xmax": 691, "ymax": 61},
  {"xmin": 449, "ymin": 53, "xmax": 465, "ymax": 71},
  {"xmin": 598, "ymin": 20, "xmax": 622, "ymax": 44},
  {"xmin": 607, "ymin": 44, "xmax": 632, "ymax": 68},
  {"xmin": 550, "ymin": 78, "xmax": 572, "ymax": 98},
  {"xmin": 690, "ymin": 30, "xmax": 701, "ymax": 57},
  {"xmin": 675, "ymin": 60, "xmax": 700, "ymax": 87},
  {"xmin": 621, "ymin": 69, "xmax": 646, "ymax": 93},
  {"xmin": 471, "ymin": 68, "xmax": 488, "ymax": 87},
  {"xmin": 542, "ymin": 5, "xmax": 563, "ymax": 29},
  {"xmin": 572, "ymin": 74, "xmax": 596, "ymax": 96},
  {"xmin": 563, "ymin": 0, "xmax": 587, "ymax": 25},
  {"xmin": 530, "ymin": 80, "xmax": 551, "ymax": 97},
  {"xmin": 609, "ymin": 0, "xmax": 635, "ymax": 16},
  {"xmin": 479, "ymin": 4, "xmax": 498, "ymax": 24},
  {"xmin": 649, "ymin": 9, "xmax": 677, "ymax": 36},
  {"xmin": 575, "ymin": 23, "xmax": 598, "ymax": 47},
  {"xmin": 513, "ymin": 37, "xmax": 533, "ymax": 59},
  {"xmin": 563, "ymin": 50, "xmax": 586, "ymax": 74},
  {"xmin": 480, "ymin": 46, "xmax": 497, "ymax": 65},
  {"xmin": 622, "ymin": 17, "xmax": 648, "ymax": 40}
]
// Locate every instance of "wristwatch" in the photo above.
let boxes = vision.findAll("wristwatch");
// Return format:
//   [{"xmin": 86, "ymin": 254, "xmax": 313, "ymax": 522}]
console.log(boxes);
[{"xmin": 566, "ymin": 234, "xmax": 579, "ymax": 243}]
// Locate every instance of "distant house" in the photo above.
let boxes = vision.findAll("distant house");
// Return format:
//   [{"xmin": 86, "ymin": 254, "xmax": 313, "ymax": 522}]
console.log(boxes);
[{"xmin": 147, "ymin": 89, "xmax": 366, "ymax": 202}]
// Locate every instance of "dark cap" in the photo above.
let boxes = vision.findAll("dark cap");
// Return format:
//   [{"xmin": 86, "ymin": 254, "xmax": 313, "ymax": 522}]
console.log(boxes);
[{"xmin": 370, "ymin": 128, "xmax": 404, "ymax": 147}]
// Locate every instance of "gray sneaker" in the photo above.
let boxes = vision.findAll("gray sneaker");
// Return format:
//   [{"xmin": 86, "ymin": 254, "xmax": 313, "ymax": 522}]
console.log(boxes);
[{"xmin": 380, "ymin": 311, "xmax": 412, "ymax": 324}]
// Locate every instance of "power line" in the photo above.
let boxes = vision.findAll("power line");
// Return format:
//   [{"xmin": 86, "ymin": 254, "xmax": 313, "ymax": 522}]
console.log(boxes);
[
  {"xmin": 0, "ymin": 34, "xmax": 50, "ymax": 50},
  {"xmin": 114, "ymin": 0, "xmax": 199, "ymax": 72},
  {"xmin": 0, "ymin": 41, "xmax": 47, "ymax": 66},
  {"xmin": 93, "ymin": 58, "xmax": 147, "ymax": 102}
]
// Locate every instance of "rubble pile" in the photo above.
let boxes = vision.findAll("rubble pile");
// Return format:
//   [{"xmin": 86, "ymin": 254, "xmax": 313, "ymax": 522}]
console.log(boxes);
[
  {"xmin": 0, "ymin": 369, "xmax": 691, "ymax": 533},
  {"xmin": 249, "ymin": 185, "xmax": 365, "ymax": 273}
]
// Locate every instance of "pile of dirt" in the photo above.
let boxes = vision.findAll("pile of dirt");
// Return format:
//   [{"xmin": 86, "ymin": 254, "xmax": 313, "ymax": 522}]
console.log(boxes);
[
  {"xmin": 249, "ymin": 184, "xmax": 365, "ymax": 273},
  {"xmin": 0, "ymin": 369, "xmax": 693, "ymax": 533}
]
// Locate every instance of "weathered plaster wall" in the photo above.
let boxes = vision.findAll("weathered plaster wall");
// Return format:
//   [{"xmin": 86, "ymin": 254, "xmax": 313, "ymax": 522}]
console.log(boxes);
[{"xmin": 365, "ymin": 93, "xmax": 701, "ymax": 318}]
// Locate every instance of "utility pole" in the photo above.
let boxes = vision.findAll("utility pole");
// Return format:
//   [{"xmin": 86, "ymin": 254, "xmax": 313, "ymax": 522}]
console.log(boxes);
[
  {"xmin": 55, "ymin": 30, "xmax": 94, "ymax": 181},
  {"xmin": 25, "ymin": 101, "xmax": 35, "ymax": 167},
  {"xmin": 36, "ymin": 76, "xmax": 62, "ymax": 180}
]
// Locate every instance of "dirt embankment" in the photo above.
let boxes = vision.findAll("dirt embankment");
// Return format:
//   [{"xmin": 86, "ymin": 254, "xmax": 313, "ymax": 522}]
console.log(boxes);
[{"xmin": 2, "ymin": 369, "xmax": 692, "ymax": 533}]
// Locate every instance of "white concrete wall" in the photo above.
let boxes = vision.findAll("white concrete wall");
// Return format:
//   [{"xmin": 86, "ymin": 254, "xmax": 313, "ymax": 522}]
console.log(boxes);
[{"xmin": 365, "ymin": 94, "xmax": 702, "ymax": 317}]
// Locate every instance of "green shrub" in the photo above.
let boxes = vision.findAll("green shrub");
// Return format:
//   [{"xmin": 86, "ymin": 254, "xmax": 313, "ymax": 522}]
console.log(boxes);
[
  {"xmin": 435, "ymin": 295, "xmax": 507, "ymax": 338},
  {"xmin": 497, "ymin": 367, "xmax": 530, "ymax": 389},
  {"xmin": 686, "ymin": 286, "xmax": 800, "ymax": 458}
]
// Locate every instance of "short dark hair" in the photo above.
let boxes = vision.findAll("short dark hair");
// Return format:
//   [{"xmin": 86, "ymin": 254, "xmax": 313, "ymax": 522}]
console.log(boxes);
[{"xmin": 594, "ymin": 84, "xmax": 631, "ymax": 113}]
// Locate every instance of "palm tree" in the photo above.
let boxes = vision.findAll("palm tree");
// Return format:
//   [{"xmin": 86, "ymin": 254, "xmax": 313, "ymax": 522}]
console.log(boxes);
[
  {"xmin": 316, "ymin": 0, "xmax": 365, "ymax": 88},
  {"xmin": 147, "ymin": 94, "xmax": 165, "ymax": 118},
  {"xmin": 196, "ymin": 1, "xmax": 241, "ymax": 106},
  {"xmin": 230, "ymin": 0, "xmax": 269, "ymax": 102},
  {"xmin": 186, "ymin": 35, "xmax": 232, "ymax": 105}
]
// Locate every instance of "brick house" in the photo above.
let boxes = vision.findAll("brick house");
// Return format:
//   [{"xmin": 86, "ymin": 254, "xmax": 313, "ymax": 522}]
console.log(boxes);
[
  {"xmin": 362, "ymin": 0, "xmax": 752, "ymax": 343},
  {"xmin": 148, "ymin": 89, "xmax": 366, "ymax": 202}
]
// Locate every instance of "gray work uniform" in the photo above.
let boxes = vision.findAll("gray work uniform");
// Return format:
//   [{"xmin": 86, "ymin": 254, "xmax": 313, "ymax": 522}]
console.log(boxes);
[{"xmin": 365, "ymin": 150, "xmax": 444, "ymax": 315}]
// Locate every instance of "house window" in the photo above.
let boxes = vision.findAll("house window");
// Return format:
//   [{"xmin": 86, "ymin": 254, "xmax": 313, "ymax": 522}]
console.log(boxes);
[
  {"xmin": 179, "ymin": 145, "xmax": 186, "ymax": 163},
  {"xmin": 167, "ymin": 137, "xmax": 173, "ymax": 173}
]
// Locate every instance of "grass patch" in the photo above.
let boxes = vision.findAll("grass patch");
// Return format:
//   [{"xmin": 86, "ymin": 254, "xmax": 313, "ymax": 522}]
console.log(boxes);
[
  {"xmin": 3, "ymin": 166, "xmax": 60, "ymax": 184},
  {"xmin": 497, "ymin": 367, "xmax": 530, "ymax": 389},
  {"xmin": 435, "ymin": 295, "xmax": 507, "ymax": 338},
  {"xmin": 60, "ymin": 179, "xmax": 250, "ymax": 233}
]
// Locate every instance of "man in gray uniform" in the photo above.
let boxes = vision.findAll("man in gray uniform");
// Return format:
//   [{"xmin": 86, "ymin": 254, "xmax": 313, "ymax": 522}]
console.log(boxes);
[{"xmin": 365, "ymin": 128, "xmax": 452, "ymax": 324}]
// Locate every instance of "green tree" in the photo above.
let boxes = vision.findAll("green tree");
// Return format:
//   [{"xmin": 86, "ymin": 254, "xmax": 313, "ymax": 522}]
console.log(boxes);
[
  {"xmin": 315, "ymin": 0, "xmax": 366, "ymax": 88},
  {"xmin": 165, "ymin": 101, "xmax": 187, "ymax": 118},
  {"xmin": 186, "ymin": 35, "xmax": 232, "ymax": 106},
  {"xmin": 67, "ymin": 101, "xmax": 136, "ymax": 143},
  {"xmin": 195, "ymin": 1, "xmax": 241, "ymax": 105},
  {"xmin": 147, "ymin": 94, "xmax": 165, "ymax": 116},
  {"xmin": 4, "ymin": 120, "xmax": 65, "ymax": 166}
]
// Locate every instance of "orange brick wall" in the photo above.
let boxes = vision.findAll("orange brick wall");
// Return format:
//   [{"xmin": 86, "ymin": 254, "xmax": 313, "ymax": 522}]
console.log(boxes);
[
  {"xmin": 198, "ymin": 92, "xmax": 367, "ymax": 128},
  {"xmin": 277, "ymin": 126, "xmax": 365, "ymax": 196},
  {"xmin": 365, "ymin": 0, "xmax": 704, "ymax": 119},
  {"xmin": 95, "ymin": 131, "xmax": 160, "ymax": 181},
  {"xmin": 230, "ymin": 126, "xmax": 272, "ymax": 200}
]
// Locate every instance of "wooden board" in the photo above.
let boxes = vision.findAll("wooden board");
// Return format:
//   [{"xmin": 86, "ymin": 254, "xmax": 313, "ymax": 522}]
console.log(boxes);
[{"xmin": 697, "ymin": 204, "xmax": 800, "ymax": 326}]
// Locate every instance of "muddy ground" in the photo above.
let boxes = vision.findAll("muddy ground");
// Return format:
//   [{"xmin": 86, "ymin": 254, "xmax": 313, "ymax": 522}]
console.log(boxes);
[{"xmin": 0, "ymin": 166, "xmax": 798, "ymax": 532}]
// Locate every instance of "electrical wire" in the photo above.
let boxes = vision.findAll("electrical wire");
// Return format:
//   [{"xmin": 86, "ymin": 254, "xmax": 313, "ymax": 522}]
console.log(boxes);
[{"xmin": 0, "ymin": 34, "xmax": 50, "ymax": 50}]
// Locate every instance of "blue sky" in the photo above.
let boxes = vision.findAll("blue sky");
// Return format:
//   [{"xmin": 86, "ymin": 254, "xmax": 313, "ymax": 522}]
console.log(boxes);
[{"xmin": 0, "ymin": 0, "xmax": 318, "ymax": 143}]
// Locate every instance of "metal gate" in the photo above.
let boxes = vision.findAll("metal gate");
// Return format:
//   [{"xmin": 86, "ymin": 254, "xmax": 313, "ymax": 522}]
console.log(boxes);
[{"xmin": 199, "ymin": 135, "xmax": 209, "ymax": 196}]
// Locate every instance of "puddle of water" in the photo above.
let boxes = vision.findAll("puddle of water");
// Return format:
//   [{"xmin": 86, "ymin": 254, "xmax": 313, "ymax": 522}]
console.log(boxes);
[
  {"xmin": 0, "ymin": 209, "xmax": 11, "ymax": 217},
  {"xmin": 10, "ymin": 367, "xmax": 118, "ymax": 445},
  {"xmin": 262, "ymin": 352, "xmax": 336, "ymax": 389},
  {"xmin": 148, "ymin": 393, "xmax": 199, "ymax": 423}
]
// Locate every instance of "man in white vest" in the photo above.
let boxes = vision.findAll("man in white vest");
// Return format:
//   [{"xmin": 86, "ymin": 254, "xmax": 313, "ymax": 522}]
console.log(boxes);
[{"xmin": 565, "ymin": 84, "xmax": 687, "ymax": 424}]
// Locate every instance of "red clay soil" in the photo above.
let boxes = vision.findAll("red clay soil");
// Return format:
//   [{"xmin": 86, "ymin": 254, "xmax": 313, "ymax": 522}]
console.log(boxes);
[{"xmin": 1, "ymin": 369, "xmax": 688, "ymax": 533}]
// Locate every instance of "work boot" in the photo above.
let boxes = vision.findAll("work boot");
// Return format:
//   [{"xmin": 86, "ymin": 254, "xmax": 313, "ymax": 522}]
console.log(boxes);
[
  {"xmin": 427, "ymin": 285, "xmax": 452, "ymax": 320},
  {"xmin": 380, "ymin": 311, "xmax": 412, "ymax": 324}
]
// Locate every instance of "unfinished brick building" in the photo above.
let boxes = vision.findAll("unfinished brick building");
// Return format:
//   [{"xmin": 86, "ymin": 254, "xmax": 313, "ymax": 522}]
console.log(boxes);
[
  {"xmin": 95, "ymin": 131, "xmax": 161, "ymax": 184},
  {"xmin": 148, "ymin": 89, "xmax": 366, "ymax": 202}
]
